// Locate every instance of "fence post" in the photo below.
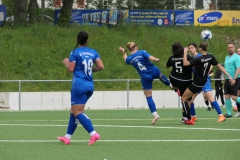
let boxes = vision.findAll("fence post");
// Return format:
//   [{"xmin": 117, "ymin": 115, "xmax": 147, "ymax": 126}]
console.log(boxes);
[
  {"xmin": 18, "ymin": 80, "xmax": 21, "ymax": 111},
  {"xmin": 127, "ymin": 79, "xmax": 129, "ymax": 109}
]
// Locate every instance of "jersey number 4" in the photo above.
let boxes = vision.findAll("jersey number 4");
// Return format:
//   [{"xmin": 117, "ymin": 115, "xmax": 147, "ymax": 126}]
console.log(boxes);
[
  {"xmin": 82, "ymin": 59, "xmax": 93, "ymax": 75},
  {"xmin": 137, "ymin": 62, "xmax": 147, "ymax": 71}
]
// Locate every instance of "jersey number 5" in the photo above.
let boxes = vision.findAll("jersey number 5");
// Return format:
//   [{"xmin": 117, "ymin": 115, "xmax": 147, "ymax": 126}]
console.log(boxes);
[
  {"xmin": 82, "ymin": 59, "xmax": 93, "ymax": 75},
  {"xmin": 175, "ymin": 62, "xmax": 182, "ymax": 73}
]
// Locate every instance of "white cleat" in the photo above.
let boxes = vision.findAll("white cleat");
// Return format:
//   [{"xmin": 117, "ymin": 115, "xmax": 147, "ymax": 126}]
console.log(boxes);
[{"xmin": 151, "ymin": 115, "xmax": 160, "ymax": 125}]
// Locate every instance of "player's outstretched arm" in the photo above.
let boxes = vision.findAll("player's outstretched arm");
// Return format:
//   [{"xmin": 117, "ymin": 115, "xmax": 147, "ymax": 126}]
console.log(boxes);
[
  {"xmin": 148, "ymin": 56, "xmax": 159, "ymax": 63},
  {"xmin": 119, "ymin": 46, "xmax": 127, "ymax": 61},
  {"xmin": 216, "ymin": 64, "xmax": 233, "ymax": 83},
  {"xmin": 183, "ymin": 47, "xmax": 191, "ymax": 66}
]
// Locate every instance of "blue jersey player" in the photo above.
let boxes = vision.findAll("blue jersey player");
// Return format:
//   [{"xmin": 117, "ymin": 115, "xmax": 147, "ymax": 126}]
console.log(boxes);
[
  {"xmin": 58, "ymin": 31, "xmax": 104, "ymax": 146},
  {"xmin": 119, "ymin": 42, "xmax": 172, "ymax": 125}
]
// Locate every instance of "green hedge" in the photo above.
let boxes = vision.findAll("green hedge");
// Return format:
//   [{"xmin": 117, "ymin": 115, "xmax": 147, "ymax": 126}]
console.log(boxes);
[{"xmin": 0, "ymin": 23, "xmax": 239, "ymax": 91}]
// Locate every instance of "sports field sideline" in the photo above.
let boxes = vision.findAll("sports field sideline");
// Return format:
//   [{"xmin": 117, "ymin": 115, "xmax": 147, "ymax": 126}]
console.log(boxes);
[{"xmin": 0, "ymin": 108, "xmax": 239, "ymax": 160}]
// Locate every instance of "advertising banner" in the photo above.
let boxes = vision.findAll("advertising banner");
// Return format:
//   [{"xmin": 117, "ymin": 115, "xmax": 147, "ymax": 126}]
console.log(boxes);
[
  {"xmin": 54, "ymin": 9, "xmax": 194, "ymax": 26},
  {"xmin": 194, "ymin": 10, "xmax": 240, "ymax": 26},
  {"xmin": 54, "ymin": 9, "xmax": 120, "ymax": 26},
  {"xmin": 0, "ymin": 5, "xmax": 6, "ymax": 26},
  {"xmin": 128, "ymin": 10, "xmax": 194, "ymax": 26}
]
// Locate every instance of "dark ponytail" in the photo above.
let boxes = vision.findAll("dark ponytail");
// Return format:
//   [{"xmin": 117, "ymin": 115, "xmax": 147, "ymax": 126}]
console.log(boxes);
[
  {"xmin": 199, "ymin": 42, "xmax": 209, "ymax": 51},
  {"xmin": 75, "ymin": 31, "xmax": 88, "ymax": 49}
]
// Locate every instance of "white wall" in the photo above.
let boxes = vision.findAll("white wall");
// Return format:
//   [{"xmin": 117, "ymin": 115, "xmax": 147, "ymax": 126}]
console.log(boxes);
[{"xmin": 0, "ymin": 90, "xmax": 228, "ymax": 111}]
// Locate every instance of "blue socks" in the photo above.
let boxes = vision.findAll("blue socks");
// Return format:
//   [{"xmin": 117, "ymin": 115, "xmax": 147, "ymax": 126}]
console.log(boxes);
[
  {"xmin": 67, "ymin": 113, "xmax": 78, "ymax": 135},
  {"xmin": 190, "ymin": 103, "xmax": 196, "ymax": 116},
  {"xmin": 146, "ymin": 96, "xmax": 156, "ymax": 113},
  {"xmin": 76, "ymin": 113, "xmax": 94, "ymax": 133},
  {"xmin": 211, "ymin": 101, "xmax": 222, "ymax": 115},
  {"xmin": 225, "ymin": 99, "xmax": 232, "ymax": 115},
  {"xmin": 159, "ymin": 74, "xmax": 170, "ymax": 86}
]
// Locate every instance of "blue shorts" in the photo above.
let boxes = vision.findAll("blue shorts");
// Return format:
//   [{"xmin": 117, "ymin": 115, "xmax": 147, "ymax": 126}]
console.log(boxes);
[
  {"xmin": 198, "ymin": 78, "xmax": 212, "ymax": 93},
  {"xmin": 141, "ymin": 68, "xmax": 160, "ymax": 90},
  {"xmin": 71, "ymin": 77, "xmax": 94, "ymax": 105}
]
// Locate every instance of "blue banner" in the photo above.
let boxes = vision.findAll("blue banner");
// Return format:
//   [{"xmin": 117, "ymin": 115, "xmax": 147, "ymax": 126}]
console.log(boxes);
[
  {"xmin": 128, "ymin": 10, "xmax": 194, "ymax": 26},
  {"xmin": 54, "ymin": 9, "xmax": 120, "ymax": 26},
  {"xmin": 0, "ymin": 5, "xmax": 6, "ymax": 26},
  {"xmin": 54, "ymin": 9, "xmax": 193, "ymax": 26}
]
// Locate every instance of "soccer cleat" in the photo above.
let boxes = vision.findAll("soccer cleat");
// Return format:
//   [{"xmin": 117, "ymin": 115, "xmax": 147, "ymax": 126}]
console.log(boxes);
[
  {"xmin": 184, "ymin": 119, "xmax": 194, "ymax": 125},
  {"xmin": 88, "ymin": 133, "xmax": 100, "ymax": 146},
  {"xmin": 181, "ymin": 117, "xmax": 187, "ymax": 124},
  {"xmin": 206, "ymin": 107, "xmax": 211, "ymax": 111},
  {"xmin": 233, "ymin": 106, "xmax": 238, "ymax": 112},
  {"xmin": 177, "ymin": 90, "xmax": 181, "ymax": 96},
  {"xmin": 217, "ymin": 115, "xmax": 226, "ymax": 122},
  {"xmin": 224, "ymin": 114, "xmax": 232, "ymax": 118},
  {"xmin": 57, "ymin": 136, "xmax": 70, "ymax": 145},
  {"xmin": 151, "ymin": 115, "xmax": 160, "ymax": 125},
  {"xmin": 191, "ymin": 116, "xmax": 198, "ymax": 122},
  {"xmin": 234, "ymin": 112, "xmax": 240, "ymax": 117}
]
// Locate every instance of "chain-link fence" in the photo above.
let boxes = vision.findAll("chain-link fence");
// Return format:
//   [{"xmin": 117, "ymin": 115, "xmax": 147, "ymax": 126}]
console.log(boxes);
[{"xmin": 47, "ymin": 0, "xmax": 240, "ymax": 10}]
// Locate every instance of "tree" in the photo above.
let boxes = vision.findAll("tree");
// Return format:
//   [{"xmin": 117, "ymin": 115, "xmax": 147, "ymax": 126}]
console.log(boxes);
[
  {"xmin": 218, "ymin": 0, "xmax": 227, "ymax": 10},
  {"xmin": 195, "ymin": 0, "xmax": 203, "ymax": 9},
  {"xmin": 229, "ymin": 0, "xmax": 240, "ymax": 10},
  {"xmin": 2, "ymin": 0, "xmax": 15, "ymax": 16},
  {"xmin": 57, "ymin": 0, "xmax": 74, "ymax": 27},
  {"xmin": 28, "ymin": 0, "xmax": 41, "ymax": 24},
  {"xmin": 13, "ymin": 0, "xmax": 28, "ymax": 25},
  {"xmin": 133, "ymin": 0, "xmax": 169, "ymax": 10}
]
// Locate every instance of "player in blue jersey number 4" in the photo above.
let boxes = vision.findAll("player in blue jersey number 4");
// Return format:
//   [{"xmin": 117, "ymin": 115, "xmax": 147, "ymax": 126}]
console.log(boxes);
[{"xmin": 119, "ymin": 42, "xmax": 173, "ymax": 125}]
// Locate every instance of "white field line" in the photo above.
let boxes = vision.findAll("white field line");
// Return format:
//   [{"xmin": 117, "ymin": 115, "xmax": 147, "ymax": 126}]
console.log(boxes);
[
  {"xmin": 0, "ymin": 117, "xmax": 239, "ymax": 123},
  {"xmin": 0, "ymin": 139, "xmax": 240, "ymax": 143},
  {"xmin": 0, "ymin": 123, "xmax": 239, "ymax": 131}
]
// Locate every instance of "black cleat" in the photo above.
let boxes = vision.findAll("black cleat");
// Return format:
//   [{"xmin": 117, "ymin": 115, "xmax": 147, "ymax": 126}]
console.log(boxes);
[
  {"xmin": 224, "ymin": 114, "xmax": 232, "ymax": 118},
  {"xmin": 206, "ymin": 107, "xmax": 211, "ymax": 111}
]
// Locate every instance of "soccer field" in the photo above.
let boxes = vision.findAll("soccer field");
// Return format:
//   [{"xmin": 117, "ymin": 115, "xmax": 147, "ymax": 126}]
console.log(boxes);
[{"xmin": 0, "ymin": 108, "xmax": 239, "ymax": 160}]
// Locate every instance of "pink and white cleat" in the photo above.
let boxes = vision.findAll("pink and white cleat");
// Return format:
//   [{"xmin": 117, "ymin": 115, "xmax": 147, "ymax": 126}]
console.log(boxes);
[
  {"xmin": 151, "ymin": 115, "xmax": 160, "ymax": 125},
  {"xmin": 88, "ymin": 133, "xmax": 100, "ymax": 146},
  {"xmin": 57, "ymin": 136, "xmax": 70, "ymax": 145}
]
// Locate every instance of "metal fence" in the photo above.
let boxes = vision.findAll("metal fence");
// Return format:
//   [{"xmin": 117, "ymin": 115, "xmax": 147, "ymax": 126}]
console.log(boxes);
[
  {"xmin": 0, "ymin": 79, "xmax": 144, "ymax": 110},
  {"xmin": 41, "ymin": 0, "xmax": 240, "ymax": 10},
  {"xmin": 0, "ymin": 78, "xmax": 223, "ymax": 110}
]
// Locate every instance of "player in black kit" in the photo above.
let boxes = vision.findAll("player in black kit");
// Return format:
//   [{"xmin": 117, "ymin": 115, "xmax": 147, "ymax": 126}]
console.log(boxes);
[
  {"xmin": 165, "ymin": 42, "xmax": 193, "ymax": 124},
  {"xmin": 182, "ymin": 42, "xmax": 233, "ymax": 124}
]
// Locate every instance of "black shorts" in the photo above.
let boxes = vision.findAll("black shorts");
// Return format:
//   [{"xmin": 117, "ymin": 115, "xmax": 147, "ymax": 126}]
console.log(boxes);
[
  {"xmin": 224, "ymin": 78, "xmax": 240, "ymax": 96},
  {"xmin": 188, "ymin": 82, "xmax": 204, "ymax": 94},
  {"xmin": 170, "ymin": 75, "xmax": 192, "ymax": 96},
  {"xmin": 215, "ymin": 81, "xmax": 223, "ymax": 90}
]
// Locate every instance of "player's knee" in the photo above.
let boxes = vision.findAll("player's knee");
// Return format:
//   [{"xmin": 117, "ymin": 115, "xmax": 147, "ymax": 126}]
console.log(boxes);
[{"xmin": 230, "ymin": 95, "xmax": 237, "ymax": 101}]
